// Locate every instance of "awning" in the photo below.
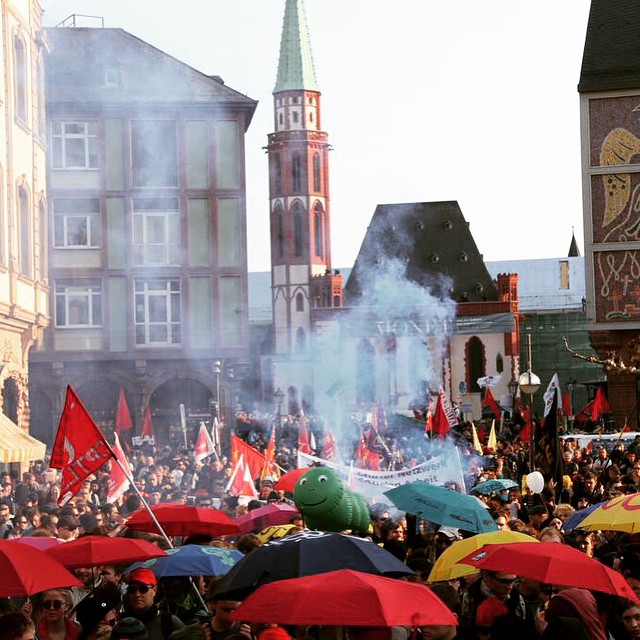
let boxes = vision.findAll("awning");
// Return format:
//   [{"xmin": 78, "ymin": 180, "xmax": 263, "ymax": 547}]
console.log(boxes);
[{"xmin": 0, "ymin": 412, "xmax": 46, "ymax": 464}]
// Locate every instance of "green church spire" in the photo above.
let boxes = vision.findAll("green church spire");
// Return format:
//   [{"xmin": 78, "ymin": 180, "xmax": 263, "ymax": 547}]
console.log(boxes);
[{"xmin": 274, "ymin": 0, "xmax": 319, "ymax": 93}]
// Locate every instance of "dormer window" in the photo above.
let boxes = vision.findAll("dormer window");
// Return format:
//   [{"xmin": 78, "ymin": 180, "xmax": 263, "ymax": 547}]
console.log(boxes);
[{"xmin": 104, "ymin": 68, "xmax": 119, "ymax": 87}]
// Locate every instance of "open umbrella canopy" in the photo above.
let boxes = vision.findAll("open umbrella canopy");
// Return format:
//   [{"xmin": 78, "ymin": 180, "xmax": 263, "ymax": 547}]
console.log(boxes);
[
  {"xmin": 428, "ymin": 530, "xmax": 538, "ymax": 583},
  {"xmin": 384, "ymin": 482, "xmax": 499, "ymax": 533},
  {"xmin": 0, "ymin": 540, "xmax": 82, "ymax": 596},
  {"xmin": 563, "ymin": 502, "xmax": 607, "ymax": 532},
  {"xmin": 11, "ymin": 536, "xmax": 63, "ymax": 551},
  {"xmin": 236, "ymin": 503, "xmax": 300, "ymax": 535},
  {"xmin": 459, "ymin": 542, "xmax": 640, "ymax": 602},
  {"xmin": 469, "ymin": 479, "xmax": 518, "ymax": 495},
  {"xmin": 274, "ymin": 468, "xmax": 311, "ymax": 493},
  {"xmin": 125, "ymin": 504, "xmax": 241, "ymax": 537},
  {"xmin": 579, "ymin": 493, "xmax": 640, "ymax": 533},
  {"xmin": 213, "ymin": 530, "xmax": 413, "ymax": 601},
  {"xmin": 126, "ymin": 544, "xmax": 243, "ymax": 578},
  {"xmin": 46, "ymin": 535, "xmax": 167, "ymax": 569},
  {"xmin": 230, "ymin": 569, "xmax": 456, "ymax": 627},
  {"xmin": 256, "ymin": 524, "xmax": 297, "ymax": 543}
]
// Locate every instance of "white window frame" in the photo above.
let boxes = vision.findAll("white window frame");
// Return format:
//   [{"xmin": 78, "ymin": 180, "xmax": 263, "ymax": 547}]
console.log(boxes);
[
  {"xmin": 54, "ymin": 212, "xmax": 100, "ymax": 248},
  {"xmin": 133, "ymin": 207, "xmax": 180, "ymax": 266},
  {"xmin": 135, "ymin": 279, "xmax": 181, "ymax": 346},
  {"xmin": 51, "ymin": 121, "xmax": 99, "ymax": 170},
  {"xmin": 55, "ymin": 280, "xmax": 102, "ymax": 328}
]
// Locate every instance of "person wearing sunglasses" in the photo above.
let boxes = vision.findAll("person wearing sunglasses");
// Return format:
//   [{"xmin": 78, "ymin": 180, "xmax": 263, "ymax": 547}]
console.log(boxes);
[
  {"xmin": 459, "ymin": 570, "xmax": 527, "ymax": 638},
  {"xmin": 122, "ymin": 568, "xmax": 183, "ymax": 640},
  {"xmin": 75, "ymin": 596, "xmax": 118, "ymax": 640},
  {"xmin": 37, "ymin": 589, "xmax": 80, "ymax": 640}
]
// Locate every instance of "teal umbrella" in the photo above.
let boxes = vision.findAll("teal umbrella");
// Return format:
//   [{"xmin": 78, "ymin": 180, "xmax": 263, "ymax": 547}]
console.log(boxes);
[
  {"xmin": 384, "ymin": 482, "xmax": 499, "ymax": 533},
  {"xmin": 469, "ymin": 479, "xmax": 518, "ymax": 495}
]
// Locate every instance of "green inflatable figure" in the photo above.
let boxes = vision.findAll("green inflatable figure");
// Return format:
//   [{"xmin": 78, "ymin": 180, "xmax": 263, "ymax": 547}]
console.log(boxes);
[{"xmin": 293, "ymin": 467, "xmax": 370, "ymax": 535}]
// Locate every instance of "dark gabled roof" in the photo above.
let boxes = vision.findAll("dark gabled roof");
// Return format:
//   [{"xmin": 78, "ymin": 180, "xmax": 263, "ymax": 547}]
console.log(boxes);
[
  {"xmin": 344, "ymin": 201, "xmax": 498, "ymax": 305},
  {"xmin": 45, "ymin": 28, "xmax": 257, "ymax": 123},
  {"xmin": 568, "ymin": 230, "xmax": 581, "ymax": 257},
  {"xmin": 578, "ymin": 1, "xmax": 640, "ymax": 93}
]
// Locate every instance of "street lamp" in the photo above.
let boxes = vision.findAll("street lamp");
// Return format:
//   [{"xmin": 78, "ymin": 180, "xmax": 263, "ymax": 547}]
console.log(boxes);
[
  {"xmin": 507, "ymin": 378, "xmax": 519, "ymax": 416},
  {"xmin": 274, "ymin": 388, "xmax": 285, "ymax": 434},
  {"xmin": 212, "ymin": 359, "xmax": 222, "ymax": 420},
  {"xmin": 518, "ymin": 333, "xmax": 540, "ymax": 472}
]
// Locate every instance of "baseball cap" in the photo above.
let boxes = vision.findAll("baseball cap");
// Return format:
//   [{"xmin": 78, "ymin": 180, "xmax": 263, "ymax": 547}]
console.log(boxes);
[
  {"xmin": 75, "ymin": 597, "xmax": 116, "ymax": 632},
  {"xmin": 127, "ymin": 567, "xmax": 157, "ymax": 585}
]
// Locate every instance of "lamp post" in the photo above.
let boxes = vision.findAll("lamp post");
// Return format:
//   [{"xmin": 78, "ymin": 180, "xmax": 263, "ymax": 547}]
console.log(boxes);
[
  {"xmin": 274, "ymin": 388, "xmax": 285, "ymax": 436},
  {"xmin": 212, "ymin": 357, "xmax": 222, "ymax": 422},
  {"xmin": 518, "ymin": 334, "xmax": 540, "ymax": 472},
  {"xmin": 507, "ymin": 378, "xmax": 519, "ymax": 417}
]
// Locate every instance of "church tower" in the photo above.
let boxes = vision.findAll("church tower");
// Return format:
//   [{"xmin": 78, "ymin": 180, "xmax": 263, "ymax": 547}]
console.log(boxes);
[{"xmin": 268, "ymin": 0, "xmax": 341, "ymax": 357}]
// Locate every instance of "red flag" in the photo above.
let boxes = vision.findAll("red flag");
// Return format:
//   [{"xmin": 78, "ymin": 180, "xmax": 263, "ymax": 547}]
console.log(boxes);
[
  {"xmin": 141, "ymin": 407, "xmax": 155, "ymax": 443},
  {"xmin": 431, "ymin": 395, "xmax": 451, "ymax": 438},
  {"xmin": 50, "ymin": 386, "xmax": 113, "ymax": 506},
  {"xmin": 107, "ymin": 433, "xmax": 132, "ymax": 503},
  {"xmin": 231, "ymin": 435, "xmax": 266, "ymax": 480},
  {"xmin": 297, "ymin": 410, "xmax": 312, "ymax": 454},
  {"xmin": 424, "ymin": 396, "xmax": 434, "ymax": 435},
  {"xmin": 482, "ymin": 387, "xmax": 502, "ymax": 421},
  {"xmin": 115, "ymin": 388, "xmax": 133, "ymax": 434},
  {"xmin": 226, "ymin": 454, "xmax": 258, "ymax": 499},
  {"xmin": 519, "ymin": 406, "xmax": 532, "ymax": 444},
  {"xmin": 562, "ymin": 390, "xmax": 573, "ymax": 417},
  {"xmin": 261, "ymin": 424, "xmax": 277, "ymax": 480},
  {"xmin": 591, "ymin": 387, "xmax": 610, "ymax": 421},
  {"xmin": 194, "ymin": 423, "xmax": 215, "ymax": 462}
]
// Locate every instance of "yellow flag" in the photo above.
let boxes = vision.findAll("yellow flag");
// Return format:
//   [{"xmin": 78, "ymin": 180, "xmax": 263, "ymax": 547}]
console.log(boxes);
[
  {"xmin": 472, "ymin": 424, "xmax": 483, "ymax": 454},
  {"xmin": 488, "ymin": 420, "xmax": 497, "ymax": 450}
]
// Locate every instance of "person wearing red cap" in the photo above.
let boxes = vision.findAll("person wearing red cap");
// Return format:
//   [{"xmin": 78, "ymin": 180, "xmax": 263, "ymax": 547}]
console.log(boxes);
[
  {"xmin": 123, "ymin": 568, "xmax": 184, "ymax": 640},
  {"xmin": 475, "ymin": 598, "xmax": 509, "ymax": 639}
]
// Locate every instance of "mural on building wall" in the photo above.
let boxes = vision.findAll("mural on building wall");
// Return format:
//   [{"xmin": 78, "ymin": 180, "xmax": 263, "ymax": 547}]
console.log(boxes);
[{"xmin": 589, "ymin": 96, "xmax": 640, "ymax": 323}]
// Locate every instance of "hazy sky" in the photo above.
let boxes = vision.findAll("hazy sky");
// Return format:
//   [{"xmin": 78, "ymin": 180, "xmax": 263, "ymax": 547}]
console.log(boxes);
[{"xmin": 41, "ymin": 0, "xmax": 592, "ymax": 272}]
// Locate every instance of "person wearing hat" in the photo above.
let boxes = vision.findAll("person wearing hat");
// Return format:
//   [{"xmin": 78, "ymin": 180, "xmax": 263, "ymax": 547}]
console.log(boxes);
[
  {"xmin": 75, "ymin": 596, "xmax": 118, "ymax": 640},
  {"xmin": 57, "ymin": 515, "xmax": 81, "ymax": 541},
  {"xmin": 111, "ymin": 618, "xmax": 149, "ymax": 640},
  {"xmin": 122, "ymin": 568, "xmax": 183, "ymax": 640},
  {"xmin": 258, "ymin": 478, "xmax": 274, "ymax": 501}
]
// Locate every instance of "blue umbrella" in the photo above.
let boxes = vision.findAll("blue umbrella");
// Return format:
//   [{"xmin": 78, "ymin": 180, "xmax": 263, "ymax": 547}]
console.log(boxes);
[
  {"xmin": 470, "ymin": 479, "xmax": 518, "ymax": 495},
  {"xmin": 384, "ymin": 482, "xmax": 499, "ymax": 534},
  {"xmin": 126, "ymin": 544, "xmax": 243, "ymax": 578},
  {"xmin": 563, "ymin": 502, "xmax": 607, "ymax": 532}
]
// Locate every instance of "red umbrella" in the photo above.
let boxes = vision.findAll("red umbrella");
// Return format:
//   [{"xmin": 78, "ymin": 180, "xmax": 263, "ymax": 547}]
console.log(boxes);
[
  {"xmin": 274, "ymin": 468, "xmax": 311, "ymax": 493},
  {"xmin": 236, "ymin": 504, "xmax": 300, "ymax": 534},
  {"xmin": 11, "ymin": 536, "xmax": 63, "ymax": 551},
  {"xmin": 230, "ymin": 569, "xmax": 457, "ymax": 627},
  {"xmin": 459, "ymin": 542, "xmax": 640, "ymax": 603},
  {"xmin": 125, "ymin": 504, "xmax": 241, "ymax": 537},
  {"xmin": 0, "ymin": 540, "xmax": 82, "ymax": 596},
  {"xmin": 46, "ymin": 535, "xmax": 167, "ymax": 569}
]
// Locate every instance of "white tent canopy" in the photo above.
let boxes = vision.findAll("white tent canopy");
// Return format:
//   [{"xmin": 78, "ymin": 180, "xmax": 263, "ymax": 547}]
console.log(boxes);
[{"xmin": 0, "ymin": 412, "xmax": 46, "ymax": 464}]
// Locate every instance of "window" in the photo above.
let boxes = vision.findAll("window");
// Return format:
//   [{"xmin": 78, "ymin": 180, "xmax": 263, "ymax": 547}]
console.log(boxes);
[
  {"xmin": 53, "ymin": 199, "xmax": 101, "ymax": 248},
  {"xmin": 51, "ymin": 122, "xmax": 99, "ymax": 169},
  {"xmin": 18, "ymin": 186, "xmax": 31, "ymax": 277},
  {"xmin": 39, "ymin": 201, "xmax": 46, "ymax": 279},
  {"xmin": 275, "ymin": 205, "xmax": 284, "ymax": 259},
  {"xmin": 292, "ymin": 153, "xmax": 302, "ymax": 193},
  {"xmin": 273, "ymin": 154, "xmax": 282, "ymax": 193},
  {"xmin": 132, "ymin": 120, "xmax": 177, "ymax": 187},
  {"xmin": 560, "ymin": 260, "xmax": 570, "ymax": 289},
  {"xmin": 55, "ymin": 279, "xmax": 102, "ymax": 327},
  {"xmin": 292, "ymin": 111, "xmax": 299, "ymax": 124},
  {"xmin": 296, "ymin": 292, "xmax": 304, "ymax": 312},
  {"xmin": 133, "ymin": 198, "xmax": 180, "ymax": 265},
  {"xmin": 313, "ymin": 203, "xmax": 324, "ymax": 258},
  {"xmin": 293, "ymin": 201, "xmax": 304, "ymax": 257},
  {"xmin": 313, "ymin": 153, "xmax": 321, "ymax": 191},
  {"xmin": 135, "ymin": 279, "xmax": 181, "ymax": 346},
  {"xmin": 13, "ymin": 35, "xmax": 27, "ymax": 123},
  {"xmin": 36, "ymin": 57, "xmax": 45, "ymax": 136}
]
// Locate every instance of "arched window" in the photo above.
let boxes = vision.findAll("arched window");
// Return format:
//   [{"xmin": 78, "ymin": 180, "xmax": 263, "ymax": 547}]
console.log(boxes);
[
  {"xmin": 292, "ymin": 153, "xmax": 301, "ymax": 193},
  {"xmin": 313, "ymin": 153, "xmax": 321, "ymax": 192},
  {"xmin": 293, "ymin": 201, "xmax": 304, "ymax": 257},
  {"xmin": 36, "ymin": 57, "xmax": 45, "ymax": 136},
  {"xmin": 356, "ymin": 339, "xmax": 376, "ymax": 404},
  {"xmin": 273, "ymin": 154, "xmax": 282, "ymax": 194},
  {"xmin": 466, "ymin": 336, "xmax": 486, "ymax": 393},
  {"xmin": 39, "ymin": 199, "xmax": 47, "ymax": 280},
  {"xmin": 13, "ymin": 34, "xmax": 27, "ymax": 123},
  {"xmin": 18, "ymin": 185, "xmax": 31, "ymax": 277},
  {"xmin": 274, "ymin": 204, "xmax": 284, "ymax": 259},
  {"xmin": 496, "ymin": 353, "xmax": 504, "ymax": 373},
  {"xmin": 295, "ymin": 327, "xmax": 307, "ymax": 353},
  {"xmin": 313, "ymin": 203, "xmax": 324, "ymax": 258},
  {"xmin": 296, "ymin": 292, "xmax": 304, "ymax": 312}
]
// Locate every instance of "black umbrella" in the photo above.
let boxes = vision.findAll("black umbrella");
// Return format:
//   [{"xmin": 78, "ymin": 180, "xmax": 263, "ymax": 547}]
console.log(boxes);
[{"xmin": 212, "ymin": 530, "xmax": 413, "ymax": 600}]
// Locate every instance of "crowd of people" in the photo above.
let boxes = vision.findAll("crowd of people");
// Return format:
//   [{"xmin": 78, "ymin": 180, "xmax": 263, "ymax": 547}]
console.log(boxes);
[{"xmin": 0, "ymin": 415, "xmax": 639, "ymax": 640}]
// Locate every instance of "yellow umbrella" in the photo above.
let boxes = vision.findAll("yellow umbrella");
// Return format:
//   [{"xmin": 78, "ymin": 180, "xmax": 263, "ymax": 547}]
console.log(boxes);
[
  {"xmin": 427, "ymin": 530, "xmax": 537, "ymax": 583},
  {"xmin": 487, "ymin": 420, "xmax": 497, "ymax": 450},
  {"xmin": 579, "ymin": 493, "xmax": 640, "ymax": 533},
  {"xmin": 471, "ymin": 425, "xmax": 483, "ymax": 454},
  {"xmin": 256, "ymin": 524, "xmax": 296, "ymax": 543}
]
